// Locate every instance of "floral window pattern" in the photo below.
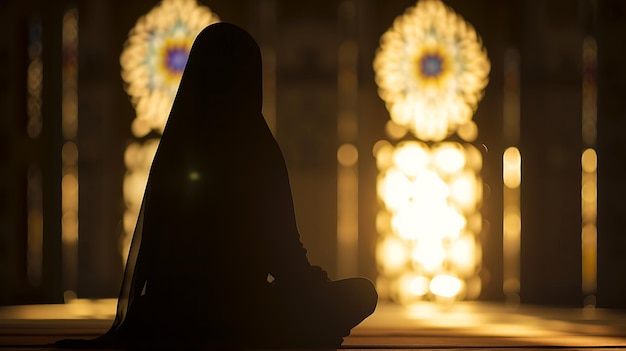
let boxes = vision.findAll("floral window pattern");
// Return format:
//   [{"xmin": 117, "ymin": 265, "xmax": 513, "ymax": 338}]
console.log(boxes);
[
  {"xmin": 373, "ymin": 0, "xmax": 490, "ymax": 142},
  {"xmin": 120, "ymin": 0, "xmax": 219, "ymax": 137}
]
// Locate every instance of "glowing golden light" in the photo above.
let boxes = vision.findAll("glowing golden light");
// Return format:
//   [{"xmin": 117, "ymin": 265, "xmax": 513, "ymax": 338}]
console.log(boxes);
[
  {"xmin": 375, "ymin": 141, "xmax": 483, "ymax": 302},
  {"xmin": 503, "ymin": 147, "xmax": 521, "ymax": 189},
  {"xmin": 396, "ymin": 273, "xmax": 431, "ymax": 302},
  {"xmin": 502, "ymin": 48, "xmax": 520, "ymax": 304},
  {"xmin": 188, "ymin": 171, "xmax": 200, "ymax": 181},
  {"xmin": 581, "ymin": 36, "xmax": 597, "ymax": 306},
  {"xmin": 457, "ymin": 121, "xmax": 478, "ymax": 142},
  {"xmin": 374, "ymin": 0, "xmax": 488, "ymax": 303},
  {"xmin": 376, "ymin": 237, "xmax": 409, "ymax": 275},
  {"xmin": 581, "ymin": 148, "xmax": 597, "ymax": 299},
  {"xmin": 337, "ymin": 143, "xmax": 359, "ymax": 167},
  {"xmin": 120, "ymin": 0, "xmax": 219, "ymax": 260},
  {"xmin": 503, "ymin": 147, "xmax": 521, "ymax": 301},
  {"xmin": 430, "ymin": 274, "xmax": 463, "ymax": 299},
  {"xmin": 408, "ymin": 276, "xmax": 430, "ymax": 297},
  {"xmin": 373, "ymin": 0, "xmax": 490, "ymax": 142},
  {"xmin": 385, "ymin": 120, "xmax": 408, "ymax": 140},
  {"xmin": 581, "ymin": 148, "xmax": 597, "ymax": 173}
]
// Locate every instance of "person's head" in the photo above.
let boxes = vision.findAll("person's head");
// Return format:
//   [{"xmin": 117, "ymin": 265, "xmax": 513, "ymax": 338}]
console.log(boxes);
[
  {"xmin": 178, "ymin": 22, "xmax": 262, "ymax": 114},
  {"xmin": 156, "ymin": 22, "xmax": 267, "ymax": 176}
]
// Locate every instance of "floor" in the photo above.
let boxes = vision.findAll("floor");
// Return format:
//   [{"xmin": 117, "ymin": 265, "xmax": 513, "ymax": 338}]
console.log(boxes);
[{"xmin": 0, "ymin": 299, "xmax": 625, "ymax": 350}]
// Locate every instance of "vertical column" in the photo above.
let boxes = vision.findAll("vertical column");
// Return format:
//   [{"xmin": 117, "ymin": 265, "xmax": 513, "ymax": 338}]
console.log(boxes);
[
  {"xmin": 581, "ymin": 36, "xmax": 597, "ymax": 308},
  {"xmin": 76, "ymin": 0, "xmax": 125, "ymax": 297},
  {"xmin": 337, "ymin": 0, "xmax": 359, "ymax": 278},
  {"xmin": 502, "ymin": 48, "xmax": 521, "ymax": 305},
  {"xmin": 26, "ymin": 16, "xmax": 45, "ymax": 289},
  {"xmin": 41, "ymin": 0, "xmax": 64, "ymax": 302},
  {"xmin": 257, "ymin": 0, "xmax": 277, "ymax": 134},
  {"xmin": 596, "ymin": 0, "xmax": 626, "ymax": 309},
  {"xmin": 519, "ymin": 0, "xmax": 582, "ymax": 306},
  {"xmin": 61, "ymin": 8, "xmax": 79, "ymax": 298}
]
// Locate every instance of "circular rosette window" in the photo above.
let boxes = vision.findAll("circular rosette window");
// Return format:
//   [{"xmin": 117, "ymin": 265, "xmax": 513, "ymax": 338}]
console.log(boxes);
[
  {"xmin": 374, "ymin": 0, "xmax": 490, "ymax": 142},
  {"xmin": 120, "ymin": 0, "xmax": 219, "ymax": 138}
]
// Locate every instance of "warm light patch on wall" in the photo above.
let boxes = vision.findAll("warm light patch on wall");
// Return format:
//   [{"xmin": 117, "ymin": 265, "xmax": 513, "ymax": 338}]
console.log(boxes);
[
  {"xmin": 61, "ymin": 8, "xmax": 79, "ymax": 294},
  {"xmin": 120, "ymin": 0, "xmax": 219, "ymax": 261},
  {"xmin": 26, "ymin": 17, "xmax": 44, "ymax": 287},
  {"xmin": 373, "ymin": 0, "xmax": 489, "ymax": 303},
  {"xmin": 337, "ymin": 0, "xmax": 359, "ymax": 278},
  {"xmin": 581, "ymin": 35, "xmax": 597, "ymax": 307},
  {"xmin": 502, "ymin": 146, "xmax": 521, "ymax": 303},
  {"xmin": 257, "ymin": 0, "xmax": 277, "ymax": 134},
  {"xmin": 27, "ymin": 18, "xmax": 43, "ymax": 139},
  {"xmin": 581, "ymin": 148, "xmax": 597, "ymax": 299},
  {"xmin": 502, "ymin": 47, "xmax": 521, "ymax": 304}
]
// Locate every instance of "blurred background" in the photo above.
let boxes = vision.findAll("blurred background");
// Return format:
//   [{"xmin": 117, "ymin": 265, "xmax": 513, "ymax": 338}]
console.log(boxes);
[{"xmin": 1, "ymin": 0, "xmax": 625, "ymax": 309}]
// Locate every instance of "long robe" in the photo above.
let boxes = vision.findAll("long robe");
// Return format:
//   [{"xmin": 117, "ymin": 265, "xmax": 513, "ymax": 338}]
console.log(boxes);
[{"xmin": 57, "ymin": 22, "xmax": 377, "ymax": 349}]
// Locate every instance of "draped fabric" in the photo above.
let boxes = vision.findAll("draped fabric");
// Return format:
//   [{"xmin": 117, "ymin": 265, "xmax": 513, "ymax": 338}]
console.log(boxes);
[{"xmin": 56, "ymin": 22, "xmax": 376, "ymax": 349}]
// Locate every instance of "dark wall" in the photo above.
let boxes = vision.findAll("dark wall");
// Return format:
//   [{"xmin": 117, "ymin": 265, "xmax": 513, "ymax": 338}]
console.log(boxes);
[
  {"xmin": 519, "ymin": 0, "xmax": 584, "ymax": 306},
  {"xmin": 597, "ymin": 0, "xmax": 626, "ymax": 309}
]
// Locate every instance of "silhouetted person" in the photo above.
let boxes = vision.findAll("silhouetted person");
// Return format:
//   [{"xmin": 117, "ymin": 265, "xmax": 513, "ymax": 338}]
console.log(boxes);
[{"xmin": 56, "ymin": 22, "xmax": 376, "ymax": 349}]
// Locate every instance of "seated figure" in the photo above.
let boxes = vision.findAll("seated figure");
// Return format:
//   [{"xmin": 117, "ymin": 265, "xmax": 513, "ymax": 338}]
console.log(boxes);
[{"xmin": 57, "ymin": 22, "xmax": 377, "ymax": 349}]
